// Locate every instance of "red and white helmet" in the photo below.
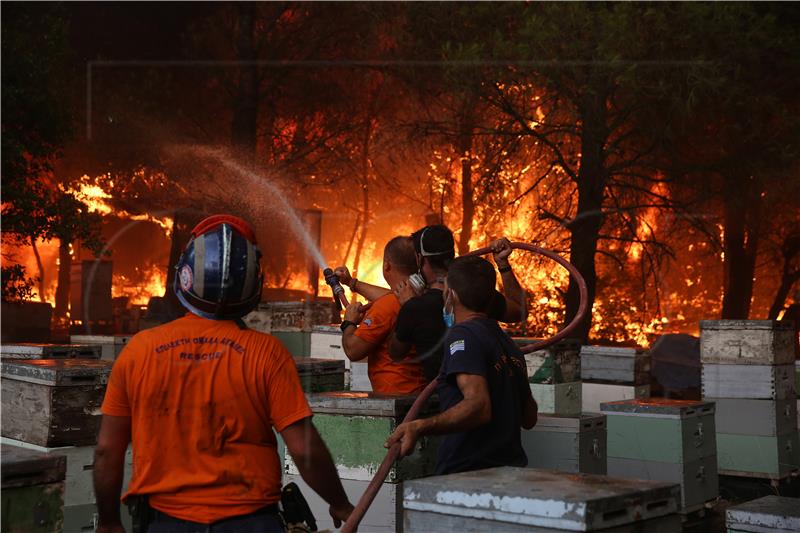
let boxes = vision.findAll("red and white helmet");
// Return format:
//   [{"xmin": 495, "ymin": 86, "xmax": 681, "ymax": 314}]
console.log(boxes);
[{"xmin": 174, "ymin": 214, "xmax": 263, "ymax": 319}]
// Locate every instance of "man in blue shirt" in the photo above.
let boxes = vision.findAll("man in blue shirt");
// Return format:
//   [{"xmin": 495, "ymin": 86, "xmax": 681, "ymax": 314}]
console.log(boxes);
[{"xmin": 385, "ymin": 255, "xmax": 538, "ymax": 474}]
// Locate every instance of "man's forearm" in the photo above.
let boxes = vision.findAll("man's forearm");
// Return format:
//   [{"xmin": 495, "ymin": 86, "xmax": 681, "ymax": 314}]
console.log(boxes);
[
  {"xmin": 341, "ymin": 328, "xmax": 369, "ymax": 361},
  {"xmin": 499, "ymin": 267, "xmax": 528, "ymax": 322},
  {"xmin": 93, "ymin": 448, "xmax": 125, "ymax": 526},
  {"xmin": 416, "ymin": 396, "xmax": 489, "ymax": 436},
  {"xmin": 352, "ymin": 280, "xmax": 391, "ymax": 302},
  {"xmin": 291, "ymin": 427, "xmax": 349, "ymax": 509}
]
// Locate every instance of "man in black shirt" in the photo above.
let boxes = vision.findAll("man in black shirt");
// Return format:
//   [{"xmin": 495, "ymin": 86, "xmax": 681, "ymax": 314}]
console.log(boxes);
[
  {"xmin": 385, "ymin": 256, "xmax": 538, "ymax": 474},
  {"xmin": 391, "ymin": 225, "xmax": 528, "ymax": 381}
]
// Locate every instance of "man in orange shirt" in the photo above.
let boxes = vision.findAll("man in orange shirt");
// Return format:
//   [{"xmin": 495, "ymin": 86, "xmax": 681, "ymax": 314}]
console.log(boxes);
[
  {"xmin": 93, "ymin": 215, "xmax": 353, "ymax": 533},
  {"xmin": 339, "ymin": 236, "xmax": 426, "ymax": 395}
]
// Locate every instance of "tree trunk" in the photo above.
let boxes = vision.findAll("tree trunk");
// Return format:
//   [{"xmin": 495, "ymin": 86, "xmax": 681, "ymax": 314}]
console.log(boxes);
[
  {"xmin": 231, "ymin": 3, "xmax": 259, "ymax": 165},
  {"xmin": 352, "ymin": 114, "xmax": 374, "ymax": 274},
  {"xmin": 721, "ymin": 176, "xmax": 761, "ymax": 319},
  {"xmin": 342, "ymin": 212, "xmax": 360, "ymax": 265},
  {"xmin": 30, "ymin": 236, "xmax": 46, "ymax": 302},
  {"xmin": 54, "ymin": 240, "xmax": 71, "ymax": 319},
  {"xmin": 767, "ymin": 233, "xmax": 800, "ymax": 319},
  {"xmin": 458, "ymin": 112, "xmax": 476, "ymax": 255},
  {"xmin": 565, "ymin": 88, "xmax": 607, "ymax": 343}
]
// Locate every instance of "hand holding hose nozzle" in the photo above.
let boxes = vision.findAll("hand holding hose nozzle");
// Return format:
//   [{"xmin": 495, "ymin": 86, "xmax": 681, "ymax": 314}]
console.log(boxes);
[{"xmin": 323, "ymin": 267, "xmax": 350, "ymax": 310}]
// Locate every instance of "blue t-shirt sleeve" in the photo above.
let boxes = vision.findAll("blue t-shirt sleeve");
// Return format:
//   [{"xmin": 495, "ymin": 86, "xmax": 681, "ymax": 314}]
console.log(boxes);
[{"xmin": 442, "ymin": 325, "xmax": 487, "ymax": 379}]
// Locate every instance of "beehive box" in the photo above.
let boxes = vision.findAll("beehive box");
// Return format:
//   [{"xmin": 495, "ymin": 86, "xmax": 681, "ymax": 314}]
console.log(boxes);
[
  {"xmin": 1, "ymin": 443, "xmax": 66, "ymax": 533},
  {"xmin": 582, "ymin": 382, "xmax": 650, "ymax": 413},
  {"xmin": 516, "ymin": 338, "xmax": 581, "ymax": 382},
  {"xmin": 702, "ymin": 364, "xmax": 795, "ymax": 399},
  {"xmin": 700, "ymin": 320, "xmax": 795, "ymax": 366},
  {"xmin": 711, "ymin": 398, "xmax": 797, "ymax": 437},
  {"xmin": 606, "ymin": 455, "xmax": 718, "ymax": 513},
  {"xmin": 602, "ymin": 399, "xmax": 716, "ymax": 464},
  {"xmin": 243, "ymin": 301, "xmax": 339, "ymax": 334},
  {"xmin": 580, "ymin": 346, "xmax": 650, "ymax": 385},
  {"xmin": 285, "ymin": 474, "xmax": 402, "ymax": 533},
  {"xmin": 602, "ymin": 399, "xmax": 718, "ymax": 511},
  {"xmin": 1, "ymin": 343, "xmax": 101, "ymax": 360},
  {"xmin": 1, "ymin": 438, "xmax": 134, "ymax": 508},
  {"xmin": 716, "ymin": 431, "xmax": 800, "ymax": 480},
  {"xmin": 521, "ymin": 413, "xmax": 606, "ymax": 474},
  {"xmin": 310, "ymin": 325, "xmax": 348, "ymax": 365},
  {"xmin": 725, "ymin": 495, "xmax": 800, "ymax": 533},
  {"xmin": 403, "ymin": 467, "xmax": 681, "ymax": 532},
  {"xmin": 70, "ymin": 335, "xmax": 133, "ymax": 361},
  {"xmin": 294, "ymin": 358, "xmax": 345, "ymax": 392},
  {"xmin": 350, "ymin": 361, "xmax": 372, "ymax": 392},
  {"xmin": 1, "ymin": 359, "xmax": 113, "ymax": 447},
  {"xmin": 530, "ymin": 382, "xmax": 581, "ymax": 415},
  {"xmin": 285, "ymin": 392, "xmax": 437, "ymax": 483}
]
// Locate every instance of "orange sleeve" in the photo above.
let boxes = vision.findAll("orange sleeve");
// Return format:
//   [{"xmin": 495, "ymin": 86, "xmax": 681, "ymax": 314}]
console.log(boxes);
[
  {"xmin": 101, "ymin": 341, "xmax": 134, "ymax": 417},
  {"xmin": 266, "ymin": 343, "xmax": 313, "ymax": 432},
  {"xmin": 354, "ymin": 295, "xmax": 397, "ymax": 346}
]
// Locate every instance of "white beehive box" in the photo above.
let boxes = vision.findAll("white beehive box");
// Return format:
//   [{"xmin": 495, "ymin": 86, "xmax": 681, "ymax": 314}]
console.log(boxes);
[
  {"xmin": 701, "ymin": 364, "xmax": 795, "ymax": 400},
  {"xmin": 582, "ymin": 382, "xmax": 650, "ymax": 413},
  {"xmin": 530, "ymin": 382, "xmax": 581, "ymax": 416},
  {"xmin": 403, "ymin": 467, "xmax": 681, "ymax": 532},
  {"xmin": 349, "ymin": 360, "xmax": 372, "ymax": 392},
  {"xmin": 309, "ymin": 325, "xmax": 349, "ymax": 369},
  {"xmin": 700, "ymin": 320, "xmax": 795, "ymax": 366},
  {"xmin": 580, "ymin": 345, "xmax": 650, "ymax": 385}
]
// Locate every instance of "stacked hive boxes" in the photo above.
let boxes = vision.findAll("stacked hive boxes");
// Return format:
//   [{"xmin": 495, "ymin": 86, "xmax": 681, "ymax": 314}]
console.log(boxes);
[
  {"xmin": 601, "ymin": 399, "xmax": 718, "ymax": 514},
  {"xmin": 244, "ymin": 300, "xmax": 339, "ymax": 357},
  {"xmin": 294, "ymin": 358, "xmax": 346, "ymax": 393},
  {"xmin": 285, "ymin": 392, "xmax": 438, "ymax": 532},
  {"xmin": 700, "ymin": 320, "xmax": 799, "ymax": 480},
  {"xmin": 403, "ymin": 467, "xmax": 682, "ymax": 533},
  {"xmin": 522, "ymin": 340, "xmax": 582, "ymax": 415},
  {"xmin": 1, "ymin": 444, "xmax": 67, "ymax": 532},
  {"xmin": 0, "ymin": 357, "xmax": 134, "ymax": 531},
  {"xmin": 580, "ymin": 346, "xmax": 651, "ymax": 412}
]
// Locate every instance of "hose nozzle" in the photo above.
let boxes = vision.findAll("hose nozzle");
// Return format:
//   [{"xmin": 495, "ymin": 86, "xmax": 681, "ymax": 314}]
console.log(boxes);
[{"xmin": 323, "ymin": 267, "xmax": 349, "ymax": 309}]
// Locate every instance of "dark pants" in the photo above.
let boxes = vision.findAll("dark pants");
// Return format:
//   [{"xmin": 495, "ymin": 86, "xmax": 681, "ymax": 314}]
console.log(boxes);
[{"xmin": 146, "ymin": 506, "xmax": 283, "ymax": 533}]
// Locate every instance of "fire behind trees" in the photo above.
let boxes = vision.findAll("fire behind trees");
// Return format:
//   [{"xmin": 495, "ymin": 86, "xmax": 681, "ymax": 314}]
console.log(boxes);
[{"xmin": 2, "ymin": 2, "xmax": 799, "ymax": 344}]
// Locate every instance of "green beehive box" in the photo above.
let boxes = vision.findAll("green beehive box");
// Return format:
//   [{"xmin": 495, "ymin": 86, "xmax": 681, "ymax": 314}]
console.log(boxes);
[
  {"xmin": 1, "ymin": 444, "xmax": 66, "ymax": 533},
  {"xmin": 602, "ymin": 399, "xmax": 716, "ymax": 464},
  {"xmin": 273, "ymin": 331, "xmax": 311, "ymax": 358},
  {"xmin": 285, "ymin": 392, "xmax": 438, "ymax": 483},
  {"xmin": 716, "ymin": 432, "xmax": 800, "ymax": 479},
  {"xmin": 531, "ymin": 382, "xmax": 582, "ymax": 416}
]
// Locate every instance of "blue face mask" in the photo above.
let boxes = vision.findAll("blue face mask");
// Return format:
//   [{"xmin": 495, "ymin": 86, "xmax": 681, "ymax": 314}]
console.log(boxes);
[{"xmin": 442, "ymin": 290, "xmax": 455, "ymax": 328}]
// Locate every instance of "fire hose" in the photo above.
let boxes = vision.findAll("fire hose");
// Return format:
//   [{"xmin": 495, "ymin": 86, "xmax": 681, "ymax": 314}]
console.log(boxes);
[{"xmin": 327, "ymin": 243, "xmax": 589, "ymax": 533}]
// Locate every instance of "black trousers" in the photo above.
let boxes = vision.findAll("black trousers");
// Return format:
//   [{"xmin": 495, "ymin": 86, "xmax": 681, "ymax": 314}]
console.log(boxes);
[{"xmin": 146, "ymin": 505, "xmax": 283, "ymax": 533}]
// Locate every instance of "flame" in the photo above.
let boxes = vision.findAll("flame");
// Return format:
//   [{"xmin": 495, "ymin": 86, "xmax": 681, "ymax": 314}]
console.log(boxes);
[
  {"xmin": 69, "ymin": 175, "xmax": 174, "ymax": 236},
  {"xmin": 112, "ymin": 267, "xmax": 166, "ymax": 306}
]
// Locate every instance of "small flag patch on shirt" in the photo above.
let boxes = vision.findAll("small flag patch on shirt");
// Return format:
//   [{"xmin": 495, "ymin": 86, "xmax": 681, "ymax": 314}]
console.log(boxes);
[
  {"xmin": 363, "ymin": 318, "xmax": 373, "ymax": 326},
  {"xmin": 450, "ymin": 340, "xmax": 465, "ymax": 355}
]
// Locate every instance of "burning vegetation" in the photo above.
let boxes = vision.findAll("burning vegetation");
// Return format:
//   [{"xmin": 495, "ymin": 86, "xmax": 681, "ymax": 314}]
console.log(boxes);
[{"xmin": 2, "ymin": 3, "xmax": 799, "ymax": 345}]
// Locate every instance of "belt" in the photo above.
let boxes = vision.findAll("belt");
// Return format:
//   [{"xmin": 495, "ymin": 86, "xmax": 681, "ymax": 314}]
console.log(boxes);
[{"xmin": 153, "ymin": 504, "xmax": 280, "ymax": 525}]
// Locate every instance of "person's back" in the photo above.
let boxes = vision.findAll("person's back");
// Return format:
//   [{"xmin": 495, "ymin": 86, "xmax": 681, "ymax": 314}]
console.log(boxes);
[
  {"xmin": 436, "ymin": 316, "xmax": 529, "ymax": 474},
  {"xmin": 103, "ymin": 314, "xmax": 305, "ymax": 522},
  {"xmin": 94, "ymin": 215, "xmax": 353, "ymax": 533}
]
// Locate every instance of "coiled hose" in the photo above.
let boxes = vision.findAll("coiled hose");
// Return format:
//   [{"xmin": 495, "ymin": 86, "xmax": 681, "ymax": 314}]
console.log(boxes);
[{"xmin": 340, "ymin": 242, "xmax": 589, "ymax": 533}]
